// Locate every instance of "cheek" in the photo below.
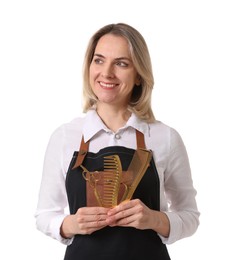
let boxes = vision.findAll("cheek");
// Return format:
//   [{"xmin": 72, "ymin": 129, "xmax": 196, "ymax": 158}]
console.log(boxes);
[
  {"xmin": 122, "ymin": 70, "xmax": 138, "ymax": 85},
  {"xmin": 89, "ymin": 66, "xmax": 99, "ymax": 83},
  {"xmin": 89, "ymin": 68, "xmax": 96, "ymax": 86},
  {"xmin": 125, "ymin": 76, "xmax": 137, "ymax": 89}
]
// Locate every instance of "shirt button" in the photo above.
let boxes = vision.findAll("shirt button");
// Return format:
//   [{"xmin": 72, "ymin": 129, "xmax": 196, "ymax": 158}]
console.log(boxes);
[{"xmin": 114, "ymin": 133, "xmax": 121, "ymax": 139}]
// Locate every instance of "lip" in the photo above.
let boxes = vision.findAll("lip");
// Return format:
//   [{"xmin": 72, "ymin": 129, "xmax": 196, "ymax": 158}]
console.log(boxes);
[{"xmin": 98, "ymin": 81, "xmax": 119, "ymax": 89}]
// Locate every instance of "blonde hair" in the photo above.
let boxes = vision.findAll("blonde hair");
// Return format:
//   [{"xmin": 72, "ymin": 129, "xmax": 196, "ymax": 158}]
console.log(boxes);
[{"xmin": 82, "ymin": 23, "xmax": 155, "ymax": 122}]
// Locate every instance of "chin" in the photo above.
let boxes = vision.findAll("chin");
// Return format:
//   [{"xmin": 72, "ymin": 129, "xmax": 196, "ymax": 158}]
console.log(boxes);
[{"xmin": 97, "ymin": 96, "xmax": 117, "ymax": 104}]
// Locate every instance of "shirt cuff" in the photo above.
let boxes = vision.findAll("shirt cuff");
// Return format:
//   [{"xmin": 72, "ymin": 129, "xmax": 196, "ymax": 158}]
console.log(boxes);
[
  {"xmin": 49, "ymin": 214, "xmax": 74, "ymax": 245},
  {"xmin": 159, "ymin": 212, "xmax": 182, "ymax": 244}
]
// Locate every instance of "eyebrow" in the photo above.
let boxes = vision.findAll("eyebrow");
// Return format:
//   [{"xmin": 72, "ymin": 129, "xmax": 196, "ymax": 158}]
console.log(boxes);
[{"xmin": 93, "ymin": 53, "xmax": 131, "ymax": 62}]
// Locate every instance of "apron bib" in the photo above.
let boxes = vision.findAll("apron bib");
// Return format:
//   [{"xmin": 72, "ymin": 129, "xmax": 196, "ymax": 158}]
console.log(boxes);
[{"xmin": 64, "ymin": 130, "xmax": 170, "ymax": 260}]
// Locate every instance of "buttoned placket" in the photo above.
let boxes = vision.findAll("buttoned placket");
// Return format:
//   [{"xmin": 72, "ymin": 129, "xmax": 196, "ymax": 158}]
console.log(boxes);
[
  {"xmin": 105, "ymin": 129, "xmax": 123, "ymax": 146},
  {"xmin": 114, "ymin": 133, "xmax": 121, "ymax": 140}
]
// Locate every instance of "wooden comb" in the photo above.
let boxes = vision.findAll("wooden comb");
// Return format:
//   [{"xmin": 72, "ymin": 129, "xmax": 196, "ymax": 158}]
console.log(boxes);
[
  {"xmin": 102, "ymin": 155, "xmax": 122, "ymax": 208},
  {"xmin": 123, "ymin": 148, "xmax": 152, "ymax": 201}
]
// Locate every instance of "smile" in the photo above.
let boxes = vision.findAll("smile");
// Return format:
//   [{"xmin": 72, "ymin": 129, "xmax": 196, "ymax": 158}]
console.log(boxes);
[{"xmin": 99, "ymin": 81, "xmax": 118, "ymax": 89}]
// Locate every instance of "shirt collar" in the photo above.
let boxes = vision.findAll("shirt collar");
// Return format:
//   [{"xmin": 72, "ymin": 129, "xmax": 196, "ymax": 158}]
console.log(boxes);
[
  {"xmin": 82, "ymin": 109, "xmax": 150, "ymax": 142},
  {"xmin": 125, "ymin": 113, "xmax": 150, "ymax": 136},
  {"xmin": 82, "ymin": 110, "xmax": 107, "ymax": 142}
]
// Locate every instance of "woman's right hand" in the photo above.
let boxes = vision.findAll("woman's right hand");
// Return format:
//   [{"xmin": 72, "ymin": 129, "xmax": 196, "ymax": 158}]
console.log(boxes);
[{"xmin": 60, "ymin": 207, "xmax": 109, "ymax": 238}]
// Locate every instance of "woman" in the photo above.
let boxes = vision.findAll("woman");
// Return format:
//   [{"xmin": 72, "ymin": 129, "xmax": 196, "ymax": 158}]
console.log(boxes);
[{"xmin": 35, "ymin": 23, "xmax": 200, "ymax": 259}]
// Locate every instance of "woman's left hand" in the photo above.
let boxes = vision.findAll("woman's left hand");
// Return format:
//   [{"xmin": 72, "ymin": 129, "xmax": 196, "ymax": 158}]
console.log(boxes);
[{"xmin": 106, "ymin": 199, "xmax": 160, "ymax": 230}]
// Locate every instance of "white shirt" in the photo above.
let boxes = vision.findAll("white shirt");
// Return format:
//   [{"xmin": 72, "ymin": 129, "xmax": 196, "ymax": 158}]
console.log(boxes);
[{"xmin": 35, "ymin": 110, "xmax": 200, "ymax": 245}]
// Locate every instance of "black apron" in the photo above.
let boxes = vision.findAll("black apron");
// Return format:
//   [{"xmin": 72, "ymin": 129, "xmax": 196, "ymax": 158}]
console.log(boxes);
[{"xmin": 64, "ymin": 130, "xmax": 171, "ymax": 260}]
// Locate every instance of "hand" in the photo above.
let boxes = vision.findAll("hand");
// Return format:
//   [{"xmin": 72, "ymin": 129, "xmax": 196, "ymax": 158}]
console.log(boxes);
[
  {"xmin": 61, "ymin": 207, "xmax": 109, "ymax": 238},
  {"xmin": 106, "ymin": 199, "xmax": 170, "ymax": 237},
  {"xmin": 106, "ymin": 199, "xmax": 158, "ymax": 230}
]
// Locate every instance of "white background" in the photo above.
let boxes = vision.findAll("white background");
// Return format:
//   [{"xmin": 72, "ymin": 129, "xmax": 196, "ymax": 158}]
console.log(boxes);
[{"xmin": 0, "ymin": 0, "xmax": 234, "ymax": 259}]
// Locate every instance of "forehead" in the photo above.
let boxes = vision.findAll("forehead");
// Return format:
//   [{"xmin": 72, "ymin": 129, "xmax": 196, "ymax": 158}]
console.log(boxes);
[{"xmin": 95, "ymin": 34, "xmax": 131, "ymax": 57}]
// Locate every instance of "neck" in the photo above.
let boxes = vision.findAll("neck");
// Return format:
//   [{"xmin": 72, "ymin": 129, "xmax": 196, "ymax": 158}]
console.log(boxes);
[{"xmin": 96, "ymin": 103, "xmax": 131, "ymax": 132}]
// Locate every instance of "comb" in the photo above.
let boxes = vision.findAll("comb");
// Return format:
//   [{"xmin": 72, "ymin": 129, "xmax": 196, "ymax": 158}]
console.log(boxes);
[
  {"xmin": 81, "ymin": 150, "xmax": 152, "ymax": 208},
  {"xmin": 123, "ymin": 149, "xmax": 152, "ymax": 201},
  {"xmin": 102, "ymin": 155, "xmax": 122, "ymax": 208}
]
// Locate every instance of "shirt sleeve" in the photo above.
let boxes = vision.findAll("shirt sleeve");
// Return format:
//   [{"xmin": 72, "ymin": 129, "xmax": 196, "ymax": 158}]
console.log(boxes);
[
  {"xmin": 34, "ymin": 126, "xmax": 73, "ymax": 245},
  {"xmin": 160, "ymin": 128, "xmax": 200, "ymax": 244}
]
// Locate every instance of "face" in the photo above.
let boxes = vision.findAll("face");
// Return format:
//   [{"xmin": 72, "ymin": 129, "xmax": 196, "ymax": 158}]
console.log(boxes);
[{"xmin": 89, "ymin": 34, "xmax": 140, "ymax": 108}]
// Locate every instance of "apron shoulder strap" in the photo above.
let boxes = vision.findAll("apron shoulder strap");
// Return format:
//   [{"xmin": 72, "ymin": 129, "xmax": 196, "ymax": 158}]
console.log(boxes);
[
  {"xmin": 135, "ymin": 129, "xmax": 146, "ymax": 149},
  {"xmin": 72, "ymin": 136, "xmax": 89, "ymax": 169},
  {"xmin": 72, "ymin": 129, "xmax": 146, "ymax": 169}
]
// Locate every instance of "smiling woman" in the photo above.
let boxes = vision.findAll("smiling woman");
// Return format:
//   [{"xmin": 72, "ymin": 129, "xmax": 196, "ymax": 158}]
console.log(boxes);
[
  {"xmin": 82, "ymin": 23, "xmax": 155, "ymax": 123},
  {"xmin": 89, "ymin": 34, "xmax": 139, "ymax": 112},
  {"xmin": 35, "ymin": 23, "xmax": 200, "ymax": 260}
]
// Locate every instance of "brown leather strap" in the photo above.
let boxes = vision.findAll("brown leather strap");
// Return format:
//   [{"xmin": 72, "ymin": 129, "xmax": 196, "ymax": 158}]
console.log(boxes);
[
  {"xmin": 72, "ymin": 129, "xmax": 146, "ymax": 169},
  {"xmin": 136, "ymin": 129, "xmax": 146, "ymax": 149},
  {"xmin": 72, "ymin": 136, "xmax": 89, "ymax": 169}
]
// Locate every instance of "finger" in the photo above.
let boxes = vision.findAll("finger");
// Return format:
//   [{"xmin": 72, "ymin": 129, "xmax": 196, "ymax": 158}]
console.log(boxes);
[
  {"xmin": 76, "ymin": 217, "xmax": 108, "ymax": 234},
  {"xmin": 76, "ymin": 208, "xmax": 109, "ymax": 224},
  {"xmin": 114, "ymin": 214, "xmax": 137, "ymax": 226},
  {"xmin": 106, "ymin": 206, "xmax": 138, "ymax": 226},
  {"xmin": 79, "ymin": 224, "xmax": 107, "ymax": 235},
  {"xmin": 77, "ymin": 213, "xmax": 107, "ymax": 223},
  {"xmin": 107, "ymin": 200, "xmax": 133, "ymax": 216},
  {"xmin": 108, "ymin": 199, "xmax": 142, "ymax": 217},
  {"xmin": 78, "ymin": 206, "xmax": 109, "ymax": 216}
]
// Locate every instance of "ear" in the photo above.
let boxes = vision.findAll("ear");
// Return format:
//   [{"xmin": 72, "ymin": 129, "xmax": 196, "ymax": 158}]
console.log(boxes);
[{"xmin": 135, "ymin": 75, "xmax": 142, "ymax": 86}]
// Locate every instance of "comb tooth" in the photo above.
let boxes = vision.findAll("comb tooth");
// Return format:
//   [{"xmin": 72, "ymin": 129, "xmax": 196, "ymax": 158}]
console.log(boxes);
[
  {"xmin": 104, "ymin": 165, "xmax": 119, "ymax": 168},
  {"xmin": 104, "ymin": 184, "xmax": 117, "ymax": 187},
  {"xmin": 104, "ymin": 178, "xmax": 119, "ymax": 182},
  {"xmin": 104, "ymin": 160, "xmax": 117, "ymax": 163},
  {"xmin": 104, "ymin": 159, "xmax": 118, "ymax": 163},
  {"xmin": 103, "ymin": 155, "xmax": 122, "ymax": 207},
  {"xmin": 104, "ymin": 187, "xmax": 112, "ymax": 190},
  {"xmin": 104, "ymin": 178, "xmax": 118, "ymax": 181},
  {"xmin": 104, "ymin": 189, "xmax": 115, "ymax": 193},
  {"xmin": 104, "ymin": 190, "xmax": 116, "ymax": 193}
]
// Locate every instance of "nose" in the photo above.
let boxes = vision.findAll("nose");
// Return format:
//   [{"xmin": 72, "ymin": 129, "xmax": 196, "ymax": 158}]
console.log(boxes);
[{"xmin": 101, "ymin": 64, "xmax": 114, "ymax": 78}]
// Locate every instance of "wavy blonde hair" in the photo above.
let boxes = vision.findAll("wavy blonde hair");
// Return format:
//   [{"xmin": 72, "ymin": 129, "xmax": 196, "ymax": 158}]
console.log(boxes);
[{"xmin": 82, "ymin": 23, "xmax": 155, "ymax": 122}]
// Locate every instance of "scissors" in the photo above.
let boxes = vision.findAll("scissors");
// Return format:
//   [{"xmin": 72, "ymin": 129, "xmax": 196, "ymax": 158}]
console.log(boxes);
[{"xmin": 80, "ymin": 165, "xmax": 103, "ymax": 206}]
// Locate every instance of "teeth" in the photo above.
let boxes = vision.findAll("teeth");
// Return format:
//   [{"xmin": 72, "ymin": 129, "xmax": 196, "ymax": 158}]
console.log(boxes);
[{"xmin": 100, "ymin": 82, "xmax": 115, "ymax": 88}]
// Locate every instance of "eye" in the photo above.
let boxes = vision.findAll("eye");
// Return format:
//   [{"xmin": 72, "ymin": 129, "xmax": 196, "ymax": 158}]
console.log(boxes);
[
  {"xmin": 116, "ymin": 61, "xmax": 128, "ymax": 67},
  {"xmin": 93, "ymin": 58, "xmax": 103, "ymax": 64}
]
